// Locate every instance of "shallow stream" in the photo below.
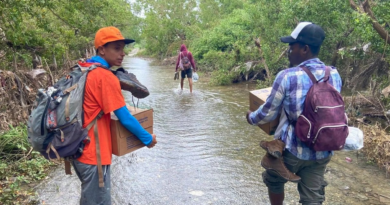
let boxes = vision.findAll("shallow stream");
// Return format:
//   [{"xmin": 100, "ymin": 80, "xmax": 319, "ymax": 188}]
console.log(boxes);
[{"xmin": 36, "ymin": 57, "xmax": 390, "ymax": 205}]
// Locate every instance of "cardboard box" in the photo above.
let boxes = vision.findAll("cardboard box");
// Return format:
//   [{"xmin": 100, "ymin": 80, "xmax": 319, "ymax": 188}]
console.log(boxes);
[
  {"xmin": 111, "ymin": 106, "xmax": 153, "ymax": 156},
  {"xmin": 249, "ymin": 87, "xmax": 280, "ymax": 135}
]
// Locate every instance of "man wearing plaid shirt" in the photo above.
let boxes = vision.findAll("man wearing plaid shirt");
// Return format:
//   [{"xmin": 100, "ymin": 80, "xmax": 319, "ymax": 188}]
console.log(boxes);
[{"xmin": 246, "ymin": 22, "xmax": 342, "ymax": 205}]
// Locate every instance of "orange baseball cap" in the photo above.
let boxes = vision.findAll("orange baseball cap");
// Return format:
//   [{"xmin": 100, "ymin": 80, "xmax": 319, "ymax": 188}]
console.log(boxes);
[{"xmin": 94, "ymin": 26, "xmax": 135, "ymax": 49}]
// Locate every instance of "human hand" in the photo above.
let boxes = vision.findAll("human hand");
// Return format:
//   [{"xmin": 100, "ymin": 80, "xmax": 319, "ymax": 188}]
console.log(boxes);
[
  {"xmin": 147, "ymin": 134, "xmax": 157, "ymax": 148},
  {"xmin": 246, "ymin": 110, "xmax": 253, "ymax": 124}
]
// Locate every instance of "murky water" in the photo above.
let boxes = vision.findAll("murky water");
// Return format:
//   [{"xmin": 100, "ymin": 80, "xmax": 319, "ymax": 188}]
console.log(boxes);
[{"xmin": 36, "ymin": 57, "xmax": 390, "ymax": 205}]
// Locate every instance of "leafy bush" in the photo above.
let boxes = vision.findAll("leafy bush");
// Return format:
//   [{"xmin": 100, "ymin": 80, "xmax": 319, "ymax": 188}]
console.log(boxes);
[
  {"xmin": 209, "ymin": 69, "xmax": 235, "ymax": 86},
  {"xmin": 0, "ymin": 125, "xmax": 54, "ymax": 204},
  {"xmin": 138, "ymin": 0, "xmax": 390, "ymax": 88},
  {"xmin": 0, "ymin": 0, "xmax": 141, "ymax": 71}
]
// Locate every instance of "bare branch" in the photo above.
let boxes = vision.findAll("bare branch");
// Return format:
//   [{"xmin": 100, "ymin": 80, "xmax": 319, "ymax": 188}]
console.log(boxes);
[
  {"xmin": 276, "ymin": 48, "xmax": 288, "ymax": 63},
  {"xmin": 254, "ymin": 37, "xmax": 271, "ymax": 80},
  {"xmin": 47, "ymin": 7, "xmax": 77, "ymax": 30},
  {"xmin": 349, "ymin": 0, "xmax": 390, "ymax": 44}
]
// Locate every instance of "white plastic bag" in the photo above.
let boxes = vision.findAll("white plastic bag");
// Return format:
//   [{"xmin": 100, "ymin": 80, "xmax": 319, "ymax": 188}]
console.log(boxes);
[
  {"xmin": 341, "ymin": 127, "xmax": 364, "ymax": 151},
  {"xmin": 192, "ymin": 72, "xmax": 199, "ymax": 82}
]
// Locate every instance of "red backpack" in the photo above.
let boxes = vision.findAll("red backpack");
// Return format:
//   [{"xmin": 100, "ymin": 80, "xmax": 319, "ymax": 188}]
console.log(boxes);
[{"xmin": 295, "ymin": 66, "xmax": 349, "ymax": 151}]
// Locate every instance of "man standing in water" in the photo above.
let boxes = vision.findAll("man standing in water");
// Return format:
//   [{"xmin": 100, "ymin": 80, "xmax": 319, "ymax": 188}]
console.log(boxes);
[
  {"xmin": 246, "ymin": 22, "xmax": 342, "ymax": 205},
  {"xmin": 74, "ymin": 26, "xmax": 157, "ymax": 204},
  {"xmin": 175, "ymin": 44, "xmax": 197, "ymax": 93}
]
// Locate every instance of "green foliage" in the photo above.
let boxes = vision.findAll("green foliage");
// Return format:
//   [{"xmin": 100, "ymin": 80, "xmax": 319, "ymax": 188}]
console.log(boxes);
[
  {"xmin": 0, "ymin": 0, "xmax": 141, "ymax": 70},
  {"xmin": 199, "ymin": 50, "xmax": 236, "ymax": 72},
  {"xmin": 0, "ymin": 125, "xmax": 54, "ymax": 204},
  {"xmin": 135, "ymin": 0, "xmax": 198, "ymax": 58},
  {"xmin": 191, "ymin": 8, "xmax": 257, "ymax": 79},
  {"xmin": 192, "ymin": 9, "xmax": 253, "ymax": 58},
  {"xmin": 0, "ymin": 125, "xmax": 30, "ymax": 159},
  {"xmin": 256, "ymin": 77, "xmax": 275, "ymax": 89},
  {"xmin": 209, "ymin": 69, "xmax": 235, "ymax": 86},
  {"xmin": 138, "ymin": 0, "xmax": 390, "ymax": 86}
]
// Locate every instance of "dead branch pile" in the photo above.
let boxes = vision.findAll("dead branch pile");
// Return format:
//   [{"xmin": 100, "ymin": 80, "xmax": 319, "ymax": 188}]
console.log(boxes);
[
  {"xmin": 360, "ymin": 124, "xmax": 390, "ymax": 176},
  {"xmin": 0, "ymin": 69, "xmax": 53, "ymax": 131},
  {"xmin": 344, "ymin": 94, "xmax": 385, "ymax": 117}
]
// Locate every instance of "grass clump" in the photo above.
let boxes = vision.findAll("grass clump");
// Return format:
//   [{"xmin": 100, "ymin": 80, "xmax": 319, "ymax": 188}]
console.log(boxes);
[{"xmin": 0, "ymin": 125, "xmax": 54, "ymax": 205}]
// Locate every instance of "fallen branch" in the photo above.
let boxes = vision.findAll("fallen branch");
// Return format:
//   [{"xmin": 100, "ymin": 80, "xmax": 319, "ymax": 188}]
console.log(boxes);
[
  {"xmin": 357, "ymin": 91, "xmax": 377, "ymax": 107},
  {"xmin": 376, "ymin": 96, "xmax": 390, "ymax": 124},
  {"xmin": 24, "ymin": 147, "xmax": 34, "ymax": 159},
  {"xmin": 44, "ymin": 59, "xmax": 55, "ymax": 85},
  {"xmin": 378, "ymin": 193, "xmax": 390, "ymax": 200},
  {"xmin": 349, "ymin": 57, "xmax": 384, "ymax": 89},
  {"xmin": 276, "ymin": 48, "xmax": 288, "ymax": 63},
  {"xmin": 249, "ymin": 71, "xmax": 260, "ymax": 81}
]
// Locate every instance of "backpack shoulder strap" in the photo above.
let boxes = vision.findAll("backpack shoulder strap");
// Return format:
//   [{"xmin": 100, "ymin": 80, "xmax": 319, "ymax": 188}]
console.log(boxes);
[
  {"xmin": 65, "ymin": 160, "xmax": 72, "ymax": 175},
  {"xmin": 85, "ymin": 111, "xmax": 105, "ymax": 187},
  {"xmin": 300, "ymin": 66, "xmax": 318, "ymax": 83},
  {"xmin": 324, "ymin": 66, "xmax": 331, "ymax": 82},
  {"xmin": 179, "ymin": 52, "xmax": 183, "ymax": 60}
]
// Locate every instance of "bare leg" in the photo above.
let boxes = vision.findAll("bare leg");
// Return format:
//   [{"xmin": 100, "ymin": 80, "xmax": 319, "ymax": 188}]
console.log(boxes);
[
  {"xmin": 188, "ymin": 78, "xmax": 193, "ymax": 93},
  {"xmin": 180, "ymin": 78, "xmax": 184, "ymax": 90}
]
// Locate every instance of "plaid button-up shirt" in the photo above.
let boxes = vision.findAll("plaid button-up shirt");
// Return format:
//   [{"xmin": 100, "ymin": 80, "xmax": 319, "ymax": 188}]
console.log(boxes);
[{"xmin": 248, "ymin": 58, "xmax": 343, "ymax": 160}]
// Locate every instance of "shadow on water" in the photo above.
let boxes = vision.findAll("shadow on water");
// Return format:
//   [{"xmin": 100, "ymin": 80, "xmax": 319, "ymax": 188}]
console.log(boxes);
[{"xmin": 36, "ymin": 57, "xmax": 390, "ymax": 205}]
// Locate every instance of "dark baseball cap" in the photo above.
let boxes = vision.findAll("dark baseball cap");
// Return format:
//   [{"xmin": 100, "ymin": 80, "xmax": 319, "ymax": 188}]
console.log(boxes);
[{"xmin": 280, "ymin": 22, "xmax": 325, "ymax": 46}]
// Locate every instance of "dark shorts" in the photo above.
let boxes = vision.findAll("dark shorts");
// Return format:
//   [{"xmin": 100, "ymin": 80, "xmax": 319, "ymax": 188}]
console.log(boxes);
[
  {"xmin": 72, "ymin": 160, "xmax": 111, "ymax": 205},
  {"xmin": 262, "ymin": 150, "xmax": 331, "ymax": 205},
  {"xmin": 181, "ymin": 68, "xmax": 193, "ymax": 79}
]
